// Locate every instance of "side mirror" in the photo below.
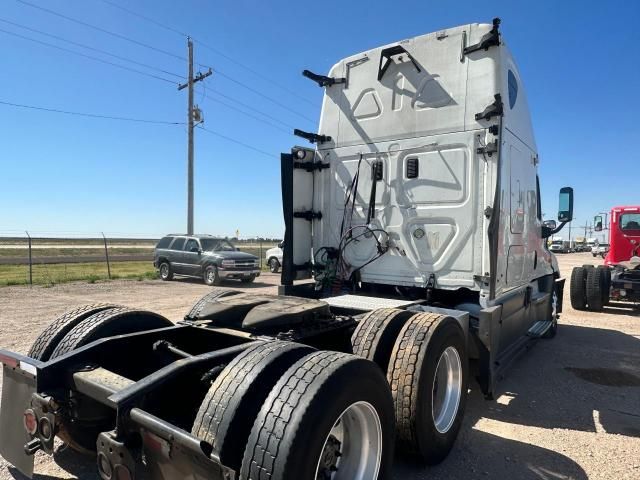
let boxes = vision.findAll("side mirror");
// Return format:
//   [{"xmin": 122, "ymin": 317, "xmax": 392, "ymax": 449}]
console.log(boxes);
[
  {"xmin": 236, "ymin": 247, "xmax": 241, "ymax": 251},
  {"xmin": 558, "ymin": 187, "xmax": 573, "ymax": 223},
  {"xmin": 594, "ymin": 215, "xmax": 603, "ymax": 232},
  {"xmin": 541, "ymin": 219, "xmax": 557, "ymax": 238},
  {"xmin": 278, "ymin": 241, "xmax": 284, "ymax": 249}
]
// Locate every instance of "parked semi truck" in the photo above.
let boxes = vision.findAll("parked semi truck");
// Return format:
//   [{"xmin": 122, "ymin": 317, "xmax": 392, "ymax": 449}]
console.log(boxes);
[
  {"xmin": 549, "ymin": 236, "xmax": 570, "ymax": 253},
  {"xmin": 570, "ymin": 206, "xmax": 640, "ymax": 310},
  {"xmin": 0, "ymin": 19, "xmax": 573, "ymax": 480}
]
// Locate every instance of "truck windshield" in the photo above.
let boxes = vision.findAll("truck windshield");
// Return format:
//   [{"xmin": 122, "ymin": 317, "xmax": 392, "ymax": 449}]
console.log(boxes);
[
  {"xmin": 551, "ymin": 240, "xmax": 562, "ymax": 245},
  {"xmin": 620, "ymin": 213, "xmax": 640, "ymax": 231},
  {"xmin": 200, "ymin": 239, "xmax": 236, "ymax": 252}
]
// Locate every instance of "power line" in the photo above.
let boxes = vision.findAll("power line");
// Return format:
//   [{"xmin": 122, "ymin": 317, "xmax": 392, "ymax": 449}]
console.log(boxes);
[
  {"xmin": 0, "ymin": 100, "xmax": 184, "ymax": 125},
  {"xmin": 200, "ymin": 94, "xmax": 291, "ymax": 134},
  {"xmin": 214, "ymin": 70, "xmax": 316, "ymax": 124},
  {"xmin": 196, "ymin": 42, "xmax": 316, "ymax": 107},
  {"xmin": 200, "ymin": 88, "xmax": 297, "ymax": 130},
  {"xmin": 0, "ymin": 27, "xmax": 179, "ymax": 85},
  {"xmin": 0, "ymin": 17, "xmax": 183, "ymax": 79},
  {"xmin": 15, "ymin": 0, "xmax": 188, "ymax": 63},
  {"xmin": 17, "ymin": 0, "xmax": 315, "ymax": 124},
  {"xmin": 197, "ymin": 126, "xmax": 278, "ymax": 159},
  {"xmin": 97, "ymin": 0, "xmax": 189, "ymax": 37},
  {"xmin": 96, "ymin": 0, "xmax": 316, "ymax": 107}
]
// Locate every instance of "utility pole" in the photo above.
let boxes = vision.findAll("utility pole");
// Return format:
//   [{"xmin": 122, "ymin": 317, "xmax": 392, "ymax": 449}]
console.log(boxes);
[{"xmin": 178, "ymin": 37, "xmax": 212, "ymax": 235}]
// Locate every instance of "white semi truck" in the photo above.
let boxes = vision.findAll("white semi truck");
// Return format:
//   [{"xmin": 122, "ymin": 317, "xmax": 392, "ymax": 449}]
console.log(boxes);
[
  {"xmin": 0, "ymin": 19, "xmax": 572, "ymax": 480},
  {"xmin": 549, "ymin": 236, "xmax": 571, "ymax": 253}
]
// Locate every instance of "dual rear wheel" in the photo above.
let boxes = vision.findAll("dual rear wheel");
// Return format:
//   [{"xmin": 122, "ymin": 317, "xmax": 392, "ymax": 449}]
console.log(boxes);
[
  {"xmin": 28, "ymin": 305, "xmax": 173, "ymax": 454},
  {"xmin": 193, "ymin": 342, "xmax": 395, "ymax": 480},
  {"xmin": 570, "ymin": 265, "xmax": 610, "ymax": 311},
  {"xmin": 352, "ymin": 309, "xmax": 467, "ymax": 465}
]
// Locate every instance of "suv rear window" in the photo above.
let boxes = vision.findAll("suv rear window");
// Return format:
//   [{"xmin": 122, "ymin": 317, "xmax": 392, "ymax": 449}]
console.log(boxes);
[
  {"xmin": 156, "ymin": 237, "xmax": 173, "ymax": 249},
  {"xmin": 170, "ymin": 237, "xmax": 186, "ymax": 250}
]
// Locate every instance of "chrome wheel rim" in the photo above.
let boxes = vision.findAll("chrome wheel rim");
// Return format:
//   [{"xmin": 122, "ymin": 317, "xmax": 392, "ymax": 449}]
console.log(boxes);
[
  {"xmin": 206, "ymin": 269, "xmax": 215, "ymax": 283},
  {"xmin": 432, "ymin": 346, "xmax": 462, "ymax": 434},
  {"xmin": 160, "ymin": 264, "xmax": 168, "ymax": 278},
  {"xmin": 315, "ymin": 401, "xmax": 382, "ymax": 480}
]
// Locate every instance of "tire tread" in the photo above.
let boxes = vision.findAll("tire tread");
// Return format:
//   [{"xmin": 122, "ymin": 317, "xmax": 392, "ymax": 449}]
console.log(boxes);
[
  {"xmin": 387, "ymin": 312, "xmax": 443, "ymax": 451},
  {"xmin": 27, "ymin": 303, "xmax": 120, "ymax": 361}
]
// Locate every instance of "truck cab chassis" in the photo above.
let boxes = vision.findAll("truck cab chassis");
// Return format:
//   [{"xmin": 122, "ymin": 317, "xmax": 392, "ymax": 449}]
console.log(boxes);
[{"xmin": 1, "ymin": 19, "xmax": 571, "ymax": 480}]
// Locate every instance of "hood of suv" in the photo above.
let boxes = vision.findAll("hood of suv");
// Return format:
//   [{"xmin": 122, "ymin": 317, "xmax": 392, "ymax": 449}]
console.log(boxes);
[{"xmin": 204, "ymin": 250, "xmax": 257, "ymax": 260}]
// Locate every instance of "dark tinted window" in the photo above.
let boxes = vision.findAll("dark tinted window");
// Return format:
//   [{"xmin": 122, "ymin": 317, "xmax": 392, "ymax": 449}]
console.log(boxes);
[
  {"xmin": 508, "ymin": 70, "xmax": 518, "ymax": 109},
  {"xmin": 184, "ymin": 239, "xmax": 199, "ymax": 252},
  {"xmin": 621, "ymin": 213, "xmax": 640, "ymax": 230},
  {"xmin": 170, "ymin": 237, "xmax": 186, "ymax": 250},
  {"xmin": 156, "ymin": 237, "xmax": 172, "ymax": 249}
]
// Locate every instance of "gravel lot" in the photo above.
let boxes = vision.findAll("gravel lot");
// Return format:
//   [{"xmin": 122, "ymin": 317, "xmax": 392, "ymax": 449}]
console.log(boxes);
[{"xmin": 1, "ymin": 254, "xmax": 639, "ymax": 479}]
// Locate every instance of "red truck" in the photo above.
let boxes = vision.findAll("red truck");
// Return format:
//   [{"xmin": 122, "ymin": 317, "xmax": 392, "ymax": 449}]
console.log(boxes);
[{"xmin": 570, "ymin": 206, "xmax": 640, "ymax": 310}]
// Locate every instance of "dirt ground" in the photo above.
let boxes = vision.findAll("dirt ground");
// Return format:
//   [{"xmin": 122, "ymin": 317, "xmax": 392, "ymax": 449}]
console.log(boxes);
[{"xmin": 1, "ymin": 254, "xmax": 639, "ymax": 480}]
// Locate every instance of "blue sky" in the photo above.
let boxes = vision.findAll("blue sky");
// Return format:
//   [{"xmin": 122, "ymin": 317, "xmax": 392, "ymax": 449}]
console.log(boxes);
[{"xmin": 0, "ymin": 0, "xmax": 638, "ymax": 239}]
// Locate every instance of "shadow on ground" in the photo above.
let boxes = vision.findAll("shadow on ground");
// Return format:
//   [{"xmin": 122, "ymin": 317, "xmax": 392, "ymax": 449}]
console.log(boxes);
[
  {"xmin": 394, "ymin": 322, "xmax": 640, "ymax": 478},
  {"xmin": 172, "ymin": 276, "xmax": 275, "ymax": 289}
]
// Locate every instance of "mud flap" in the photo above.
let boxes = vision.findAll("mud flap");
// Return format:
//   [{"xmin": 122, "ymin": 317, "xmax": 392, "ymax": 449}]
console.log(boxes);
[
  {"xmin": 281, "ymin": 147, "xmax": 316, "ymax": 285},
  {"xmin": 0, "ymin": 363, "xmax": 37, "ymax": 478}
]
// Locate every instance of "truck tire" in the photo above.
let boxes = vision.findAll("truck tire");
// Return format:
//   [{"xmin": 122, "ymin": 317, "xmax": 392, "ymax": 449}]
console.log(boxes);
[
  {"xmin": 159, "ymin": 261, "xmax": 173, "ymax": 281},
  {"xmin": 351, "ymin": 308, "xmax": 414, "ymax": 373},
  {"xmin": 184, "ymin": 289, "xmax": 240, "ymax": 319},
  {"xmin": 240, "ymin": 351, "xmax": 395, "ymax": 480},
  {"xmin": 569, "ymin": 267, "xmax": 587, "ymax": 310},
  {"xmin": 27, "ymin": 304, "xmax": 121, "ymax": 361},
  {"xmin": 50, "ymin": 307, "xmax": 172, "ymax": 359},
  {"xmin": 387, "ymin": 312, "xmax": 467, "ymax": 464},
  {"xmin": 268, "ymin": 257, "xmax": 280, "ymax": 273},
  {"xmin": 597, "ymin": 266, "xmax": 611, "ymax": 306},
  {"xmin": 192, "ymin": 342, "xmax": 314, "ymax": 473},
  {"xmin": 49, "ymin": 307, "xmax": 172, "ymax": 454},
  {"xmin": 203, "ymin": 265, "xmax": 222, "ymax": 286},
  {"xmin": 585, "ymin": 267, "xmax": 605, "ymax": 312}
]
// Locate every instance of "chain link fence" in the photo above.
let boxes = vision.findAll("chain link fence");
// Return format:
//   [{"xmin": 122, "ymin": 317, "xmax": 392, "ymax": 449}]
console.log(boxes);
[{"xmin": 0, "ymin": 233, "xmax": 280, "ymax": 286}]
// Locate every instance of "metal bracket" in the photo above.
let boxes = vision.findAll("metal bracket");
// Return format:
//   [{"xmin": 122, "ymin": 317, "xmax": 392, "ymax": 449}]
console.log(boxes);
[
  {"xmin": 294, "ymin": 129, "xmax": 331, "ymax": 144},
  {"xmin": 475, "ymin": 94, "xmax": 503, "ymax": 121},
  {"xmin": 477, "ymin": 139, "xmax": 498, "ymax": 157},
  {"xmin": 302, "ymin": 69, "xmax": 346, "ymax": 87},
  {"xmin": 378, "ymin": 45, "xmax": 421, "ymax": 81},
  {"xmin": 293, "ymin": 161, "xmax": 330, "ymax": 172},
  {"xmin": 425, "ymin": 273, "xmax": 436, "ymax": 303},
  {"xmin": 293, "ymin": 211, "xmax": 322, "ymax": 221},
  {"xmin": 474, "ymin": 274, "xmax": 491, "ymax": 285},
  {"xmin": 463, "ymin": 18, "xmax": 501, "ymax": 55},
  {"xmin": 96, "ymin": 431, "xmax": 137, "ymax": 480}
]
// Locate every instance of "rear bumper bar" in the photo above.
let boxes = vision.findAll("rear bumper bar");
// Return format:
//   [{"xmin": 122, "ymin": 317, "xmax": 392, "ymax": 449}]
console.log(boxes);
[{"xmin": 0, "ymin": 334, "xmax": 249, "ymax": 479}]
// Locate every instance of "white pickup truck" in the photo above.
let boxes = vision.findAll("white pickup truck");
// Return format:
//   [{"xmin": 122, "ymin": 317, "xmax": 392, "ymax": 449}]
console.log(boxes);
[
  {"xmin": 265, "ymin": 241, "xmax": 284, "ymax": 273},
  {"xmin": 592, "ymin": 243, "xmax": 610, "ymax": 258}
]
